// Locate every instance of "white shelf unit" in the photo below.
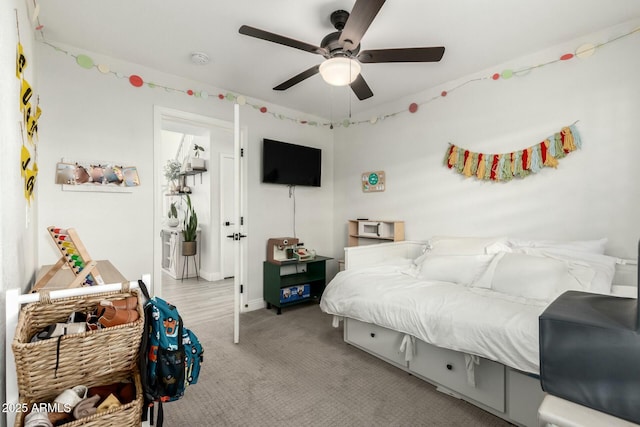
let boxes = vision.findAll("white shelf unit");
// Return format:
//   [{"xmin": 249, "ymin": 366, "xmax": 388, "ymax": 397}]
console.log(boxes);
[
  {"xmin": 347, "ymin": 219, "xmax": 405, "ymax": 247},
  {"xmin": 161, "ymin": 228, "xmax": 201, "ymax": 279}
]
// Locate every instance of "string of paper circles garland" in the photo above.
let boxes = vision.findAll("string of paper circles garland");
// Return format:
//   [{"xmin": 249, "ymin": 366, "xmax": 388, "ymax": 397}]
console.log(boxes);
[{"xmin": 34, "ymin": 16, "xmax": 638, "ymax": 129}]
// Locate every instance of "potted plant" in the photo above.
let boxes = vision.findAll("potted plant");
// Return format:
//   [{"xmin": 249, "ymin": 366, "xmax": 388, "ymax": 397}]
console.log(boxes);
[
  {"xmin": 191, "ymin": 144, "xmax": 206, "ymax": 171},
  {"xmin": 164, "ymin": 159, "xmax": 182, "ymax": 193},
  {"xmin": 181, "ymin": 194, "xmax": 198, "ymax": 256},
  {"xmin": 167, "ymin": 201, "xmax": 179, "ymax": 227}
]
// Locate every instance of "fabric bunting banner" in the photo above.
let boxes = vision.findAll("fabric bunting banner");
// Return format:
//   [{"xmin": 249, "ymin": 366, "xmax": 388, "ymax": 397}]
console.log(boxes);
[{"xmin": 444, "ymin": 124, "xmax": 581, "ymax": 181}]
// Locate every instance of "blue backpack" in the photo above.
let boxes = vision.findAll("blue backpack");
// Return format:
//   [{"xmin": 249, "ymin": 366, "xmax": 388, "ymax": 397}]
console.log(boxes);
[{"xmin": 138, "ymin": 280, "xmax": 203, "ymax": 426}]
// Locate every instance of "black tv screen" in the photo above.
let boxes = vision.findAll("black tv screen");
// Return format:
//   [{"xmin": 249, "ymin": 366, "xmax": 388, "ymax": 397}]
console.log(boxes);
[{"xmin": 262, "ymin": 139, "xmax": 321, "ymax": 187}]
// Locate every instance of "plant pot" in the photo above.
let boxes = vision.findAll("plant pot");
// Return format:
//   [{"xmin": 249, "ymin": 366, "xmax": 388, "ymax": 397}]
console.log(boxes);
[
  {"xmin": 182, "ymin": 241, "xmax": 197, "ymax": 256},
  {"xmin": 191, "ymin": 157, "xmax": 206, "ymax": 171},
  {"xmin": 167, "ymin": 217, "xmax": 179, "ymax": 227}
]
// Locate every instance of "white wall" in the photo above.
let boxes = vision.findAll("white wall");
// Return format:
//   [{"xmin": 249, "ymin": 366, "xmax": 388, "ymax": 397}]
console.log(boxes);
[
  {"xmin": 35, "ymin": 41, "xmax": 334, "ymax": 309},
  {"xmin": 1, "ymin": 2, "xmax": 38, "ymax": 425},
  {"xmin": 333, "ymin": 20, "xmax": 640, "ymax": 260},
  {"xmin": 246, "ymin": 119, "xmax": 334, "ymax": 307}
]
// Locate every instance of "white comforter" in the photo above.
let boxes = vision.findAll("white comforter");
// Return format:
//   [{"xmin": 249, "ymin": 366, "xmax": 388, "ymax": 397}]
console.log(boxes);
[{"xmin": 320, "ymin": 262, "xmax": 548, "ymax": 374}]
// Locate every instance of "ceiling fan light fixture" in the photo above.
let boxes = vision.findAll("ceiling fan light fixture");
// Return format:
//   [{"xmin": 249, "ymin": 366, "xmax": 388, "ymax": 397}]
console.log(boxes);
[{"xmin": 319, "ymin": 57, "xmax": 361, "ymax": 86}]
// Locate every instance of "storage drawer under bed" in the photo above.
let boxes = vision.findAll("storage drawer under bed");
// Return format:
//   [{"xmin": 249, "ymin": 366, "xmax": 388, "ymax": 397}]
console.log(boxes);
[
  {"xmin": 409, "ymin": 339, "xmax": 505, "ymax": 412},
  {"xmin": 344, "ymin": 318, "xmax": 408, "ymax": 368},
  {"xmin": 343, "ymin": 318, "xmax": 507, "ymax": 414}
]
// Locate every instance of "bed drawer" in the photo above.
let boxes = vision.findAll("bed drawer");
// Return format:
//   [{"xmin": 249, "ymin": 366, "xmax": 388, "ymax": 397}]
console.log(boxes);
[
  {"xmin": 410, "ymin": 340, "xmax": 505, "ymax": 412},
  {"xmin": 344, "ymin": 319, "xmax": 408, "ymax": 367}
]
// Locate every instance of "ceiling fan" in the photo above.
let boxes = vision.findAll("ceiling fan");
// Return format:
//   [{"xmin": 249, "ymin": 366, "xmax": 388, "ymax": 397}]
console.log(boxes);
[{"xmin": 239, "ymin": 0, "xmax": 445, "ymax": 100}]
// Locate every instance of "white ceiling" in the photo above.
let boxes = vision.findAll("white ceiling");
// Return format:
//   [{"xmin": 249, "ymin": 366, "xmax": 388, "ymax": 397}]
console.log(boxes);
[{"xmin": 37, "ymin": 0, "xmax": 640, "ymax": 119}]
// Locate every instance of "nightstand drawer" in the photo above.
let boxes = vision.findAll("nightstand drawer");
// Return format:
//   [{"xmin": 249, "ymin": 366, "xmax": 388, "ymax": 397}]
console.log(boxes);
[
  {"xmin": 345, "ymin": 319, "xmax": 407, "ymax": 367},
  {"xmin": 410, "ymin": 340, "xmax": 505, "ymax": 412}
]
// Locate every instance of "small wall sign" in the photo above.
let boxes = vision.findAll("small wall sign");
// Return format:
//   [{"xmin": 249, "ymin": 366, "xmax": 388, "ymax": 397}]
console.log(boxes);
[{"xmin": 362, "ymin": 171, "xmax": 385, "ymax": 192}]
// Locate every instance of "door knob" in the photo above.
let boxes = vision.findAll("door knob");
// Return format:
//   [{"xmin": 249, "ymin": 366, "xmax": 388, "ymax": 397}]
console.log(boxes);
[{"xmin": 226, "ymin": 233, "xmax": 247, "ymax": 240}]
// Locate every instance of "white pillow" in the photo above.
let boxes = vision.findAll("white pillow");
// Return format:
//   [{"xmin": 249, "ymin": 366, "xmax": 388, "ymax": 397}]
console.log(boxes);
[
  {"xmin": 554, "ymin": 263, "xmax": 596, "ymax": 295},
  {"xmin": 428, "ymin": 236, "xmax": 507, "ymax": 255},
  {"xmin": 489, "ymin": 253, "xmax": 568, "ymax": 301},
  {"xmin": 471, "ymin": 252, "xmax": 505, "ymax": 289},
  {"xmin": 507, "ymin": 238, "xmax": 608, "ymax": 255},
  {"xmin": 416, "ymin": 254, "xmax": 494, "ymax": 285},
  {"xmin": 517, "ymin": 248, "xmax": 616, "ymax": 294}
]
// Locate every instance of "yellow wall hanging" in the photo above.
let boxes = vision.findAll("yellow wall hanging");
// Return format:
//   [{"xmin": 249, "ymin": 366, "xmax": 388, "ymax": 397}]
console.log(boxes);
[
  {"xmin": 17, "ymin": 36, "xmax": 42, "ymax": 202},
  {"xmin": 444, "ymin": 124, "xmax": 580, "ymax": 181}
]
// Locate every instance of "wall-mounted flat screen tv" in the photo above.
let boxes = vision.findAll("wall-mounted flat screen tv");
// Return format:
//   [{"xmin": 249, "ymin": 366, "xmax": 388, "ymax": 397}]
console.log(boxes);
[{"xmin": 262, "ymin": 139, "xmax": 321, "ymax": 187}]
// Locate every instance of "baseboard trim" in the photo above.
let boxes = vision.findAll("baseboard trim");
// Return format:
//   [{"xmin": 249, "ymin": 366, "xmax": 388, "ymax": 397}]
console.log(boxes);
[
  {"xmin": 244, "ymin": 298, "xmax": 265, "ymax": 312},
  {"xmin": 198, "ymin": 270, "xmax": 223, "ymax": 282}
]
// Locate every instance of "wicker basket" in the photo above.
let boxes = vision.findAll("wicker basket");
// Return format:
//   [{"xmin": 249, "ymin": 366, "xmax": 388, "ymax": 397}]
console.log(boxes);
[
  {"xmin": 14, "ymin": 369, "xmax": 143, "ymax": 427},
  {"xmin": 12, "ymin": 284, "xmax": 144, "ymax": 401}
]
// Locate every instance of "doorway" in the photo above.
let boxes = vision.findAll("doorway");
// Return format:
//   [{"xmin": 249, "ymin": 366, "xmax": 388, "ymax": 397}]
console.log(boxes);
[
  {"xmin": 220, "ymin": 153, "xmax": 235, "ymax": 279},
  {"xmin": 153, "ymin": 106, "xmax": 247, "ymax": 340}
]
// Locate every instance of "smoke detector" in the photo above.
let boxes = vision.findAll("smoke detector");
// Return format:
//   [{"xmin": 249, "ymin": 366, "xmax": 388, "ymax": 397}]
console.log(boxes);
[{"xmin": 190, "ymin": 52, "xmax": 210, "ymax": 65}]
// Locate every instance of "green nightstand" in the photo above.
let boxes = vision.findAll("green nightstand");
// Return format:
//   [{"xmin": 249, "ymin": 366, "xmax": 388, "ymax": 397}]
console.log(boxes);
[{"xmin": 263, "ymin": 256, "xmax": 332, "ymax": 315}]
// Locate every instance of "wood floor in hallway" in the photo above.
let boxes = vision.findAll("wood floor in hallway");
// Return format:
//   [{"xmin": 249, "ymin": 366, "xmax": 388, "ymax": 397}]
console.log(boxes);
[{"xmin": 161, "ymin": 273, "xmax": 234, "ymax": 324}]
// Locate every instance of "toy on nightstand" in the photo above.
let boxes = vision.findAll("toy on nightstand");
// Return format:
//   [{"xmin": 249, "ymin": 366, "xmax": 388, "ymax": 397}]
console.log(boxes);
[
  {"xmin": 293, "ymin": 247, "xmax": 315, "ymax": 262},
  {"xmin": 266, "ymin": 237, "xmax": 299, "ymax": 264}
]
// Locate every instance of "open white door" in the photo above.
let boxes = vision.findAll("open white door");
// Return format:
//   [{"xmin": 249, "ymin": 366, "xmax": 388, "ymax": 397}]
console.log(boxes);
[
  {"xmin": 232, "ymin": 103, "xmax": 244, "ymax": 344},
  {"xmin": 220, "ymin": 153, "xmax": 235, "ymax": 279},
  {"xmin": 153, "ymin": 106, "xmax": 245, "ymax": 344}
]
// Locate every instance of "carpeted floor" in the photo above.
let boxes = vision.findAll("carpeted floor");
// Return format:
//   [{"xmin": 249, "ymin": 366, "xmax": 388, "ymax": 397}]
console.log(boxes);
[{"xmin": 162, "ymin": 303, "xmax": 511, "ymax": 426}]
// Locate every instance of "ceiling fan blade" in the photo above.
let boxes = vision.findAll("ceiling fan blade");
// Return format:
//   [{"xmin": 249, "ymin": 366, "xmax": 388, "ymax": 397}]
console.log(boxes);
[
  {"xmin": 350, "ymin": 74, "xmax": 374, "ymax": 100},
  {"xmin": 239, "ymin": 25, "xmax": 327, "ymax": 56},
  {"xmin": 339, "ymin": 0, "xmax": 386, "ymax": 51},
  {"xmin": 358, "ymin": 47, "xmax": 445, "ymax": 63},
  {"xmin": 273, "ymin": 65, "xmax": 321, "ymax": 91}
]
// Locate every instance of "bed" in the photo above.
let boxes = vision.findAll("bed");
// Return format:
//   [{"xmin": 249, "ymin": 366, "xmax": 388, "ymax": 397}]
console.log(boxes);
[{"xmin": 320, "ymin": 237, "xmax": 637, "ymax": 427}]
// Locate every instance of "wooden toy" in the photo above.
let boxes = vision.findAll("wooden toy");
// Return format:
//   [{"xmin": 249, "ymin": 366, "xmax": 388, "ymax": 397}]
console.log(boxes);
[{"xmin": 32, "ymin": 227, "xmax": 105, "ymax": 292}]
